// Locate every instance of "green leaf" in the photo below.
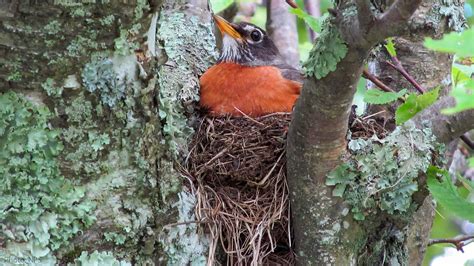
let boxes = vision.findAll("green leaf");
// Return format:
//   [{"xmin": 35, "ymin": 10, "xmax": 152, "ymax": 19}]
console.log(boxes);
[
  {"xmin": 395, "ymin": 87, "xmax": 440, "ymax": 125},
  {"xmin": 452, "ymin": 56, "xmax": 474, "ymax": 87},
  {"xmin": 210, "ymin": 0, "xmax": 234, "ymax": 14},
  {"xmin": 427, "ymin": 166, "xmax": 474, "ymax": 223},
  {"xmin": 384, "ymin": 38, "xmax": 397, "ymax": 57},
  {"xmin": 289, "ymin": 8, "xmax": 323, "ymax": 33},
  {"xmin": 424, "ymin": 27, "xmax": 474, "ymax": 57},
  {"xmin": 441, "ymin": 79, "xmax": 474, "ymax": 114},
  {"xmin": 458, "ymin": 174, "xmax": 474, "ymax": 192},
  {"xmin": 469, "ymin": 157, "xmax": 474, "ymax": 168},
  {"xmin": 364, "ymin": 89, "xmax": 407, "ymax": 105}
]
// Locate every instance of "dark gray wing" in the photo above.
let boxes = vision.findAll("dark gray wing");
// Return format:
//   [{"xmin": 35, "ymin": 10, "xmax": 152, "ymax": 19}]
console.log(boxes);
[{"xmin": 272, "ymin": 62, "xmax": 304, "ymax": 83}]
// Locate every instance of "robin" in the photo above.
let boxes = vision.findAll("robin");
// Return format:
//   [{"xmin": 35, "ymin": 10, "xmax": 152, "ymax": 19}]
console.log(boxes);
[{"xmin": 199, "ymin": 15, "xmax": 303, "ymax": 117}]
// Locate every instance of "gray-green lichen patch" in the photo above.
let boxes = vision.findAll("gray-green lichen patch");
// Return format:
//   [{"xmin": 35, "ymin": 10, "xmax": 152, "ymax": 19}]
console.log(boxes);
[
  {"xmin": 437, "ymin": 0, "xmax": 466, "ymax": 31},
  {"xmin": 326, "ymin": 121, "xmax": 444, "ymax": 220},
  {"xmin": 415, "ymin": 0, "xmax": 466, "ymax": 35},
  {"xmin": 303, "ymin": 16, "xmax": 348, "ymax": 79},
  {"xmin": 0, "ymin": 91, "xmax": 96, "ymax": 264},
  {"xmin": 69, "ymin": 250, "xmax": 131, "ymax": 266},
  {"xmin": 42, "ymin": 78, "xmax": 64, "ymax": 98},
  {"xmin": 159, "ymin": 192, "xmax": 208, "ymax": 265},
  {"xmin": 82, "ymin": 55, "xmax": 137, "ymax": 107},
  {"xmin": 157, "ymin": 10, "xmax": 218, "ymax": 157},
  {"xmin": 154, "ymin": 9, "xmax": 217, "ymax": 263}
]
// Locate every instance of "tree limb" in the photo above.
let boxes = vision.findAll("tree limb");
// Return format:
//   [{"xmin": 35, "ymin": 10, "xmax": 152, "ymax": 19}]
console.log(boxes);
[
  {"xmin": 266, "ymin": 0, "xmax": 300, "ymax": 67},
  {"xmin": 369, "ymin": 0, "xmax": 423, "ymax": 40},
  {"xmin": 355, "ymin": 0, "xmax": 375, "ymax": 31},
  {"xmin": 362, "ymin": 69, "xmax": 396, "ymax": 93},
  {"xmin": 286, "ymin": 1, "xmax": 437, "ymax": 264},
  {"xmin": 428, "ymin": 235, "xmax": 474, "ymax": 252},
  {"xmin": 413, "ymin": 96, "xmax": 474, "ymax": 144}
]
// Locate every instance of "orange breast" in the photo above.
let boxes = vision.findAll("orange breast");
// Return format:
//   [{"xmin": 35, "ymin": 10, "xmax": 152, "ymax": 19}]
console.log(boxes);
[{"xmin": 199, "ymin": 63, "xmax": 302, "ymax": 117}]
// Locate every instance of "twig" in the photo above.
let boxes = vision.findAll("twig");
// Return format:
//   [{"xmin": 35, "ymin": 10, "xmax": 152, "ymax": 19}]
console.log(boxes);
[
  {"xmin": 234, "ymin": 107, "xmax": 265, "ymax": 126},
  {"xmin": 385, "ymin": 58, "xmax": 427, "ymax": 94},
  {"xmin": 362, "ymin": 69, "xmax": 396, "ymax": 93},
  {"xmin": 163, "ymin": 220, "xmax": 209, "ymax": 229},
  {"xmin": 460, "ymin": 134, "xmax": 474, "ymax": 150},
  {"xmin": 386, "ymin": 52, "xmax": 474, "ymax": 149},
  {"xmin": 285, "ymin": 0, "xmax": 298, "ymax": 8},
  {"xmin": 428, "ymin": 235, "xmax": 474, "ymax": 252}
]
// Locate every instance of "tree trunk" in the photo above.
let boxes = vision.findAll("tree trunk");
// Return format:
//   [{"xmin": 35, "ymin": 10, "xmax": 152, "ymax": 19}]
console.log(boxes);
[
  {"xmin": 0, "ymin": 0, "xmax": 215, "ymax": 264},
  {"xmin": 287, "ymin": 0, "xmax": 468, "ymax": 265}
]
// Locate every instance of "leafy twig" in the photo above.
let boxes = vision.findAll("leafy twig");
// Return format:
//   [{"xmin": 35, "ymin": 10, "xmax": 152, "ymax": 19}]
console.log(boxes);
[
  {"xmin": 428, "ymin": 235, "xmax": 474, "ymax": 252},
  {"xmin": 385, "ymin": 57, "xmax": 427, "ymax": 94},
  {"xmin": 285, "ymin": 0, "xmax": 298, "ymax": 8},
  {"xmin": 384, "ymin": 43, "xmax": 474, "ymax": 149},
  {"xmin": 460, "ymin": 135, "xmax": 474, "ymax": 150},
  {"xmin": 362, "ymin": 69, "xmax": 396, "ymax": 93}
]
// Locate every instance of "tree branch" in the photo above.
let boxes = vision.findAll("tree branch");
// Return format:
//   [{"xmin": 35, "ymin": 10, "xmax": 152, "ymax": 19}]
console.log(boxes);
[
  {"xmin": 355, "ymin": 0, "xmax": 375, "ymax": 31},
  {"xmin": 428, "ymin": 235, "xmax": 474, "ymax": 252},
  {"xmin": 362, "ymin": 69, "xmax": 396, "ymax": 93},
  {"xmin": 285, "ymin": 0, "xmax": 298, "ymax": 9},
  {"xmin": 286, "ymin": 1, "xmax": 448, "ymax": 264},
  {"xmin": 267, "ymin": 0, "xmax": 300, "ymax": 67},
  {"xmin": 413, "ymin": 96, "xmax": 474, "ymax": 144},
  {"xmin": 370, "ymin": 0, "xmax": 423, "ymax": 40},
  {"xmin": 385, "ymin": 58, "xmax": 427, "ymax": 93}
]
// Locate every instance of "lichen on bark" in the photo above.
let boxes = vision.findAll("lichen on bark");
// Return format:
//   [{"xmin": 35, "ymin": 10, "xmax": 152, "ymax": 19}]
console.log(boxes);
[
  {"xmin": 0, "ymin": 1, "xmax": 215, "ymax": 264},
  {"xmin": 327, "ymin": 121, "xmax": 445, "ymax": 221},
  {"xmin": 154, "ymin": 5, "xmax": 218, "ymax": 263}
]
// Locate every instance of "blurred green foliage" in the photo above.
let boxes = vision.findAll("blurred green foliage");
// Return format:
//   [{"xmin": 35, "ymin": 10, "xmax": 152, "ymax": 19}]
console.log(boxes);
[{"xmin": 211, "ymin": 0, "xmax": 234, "ymax": 13}]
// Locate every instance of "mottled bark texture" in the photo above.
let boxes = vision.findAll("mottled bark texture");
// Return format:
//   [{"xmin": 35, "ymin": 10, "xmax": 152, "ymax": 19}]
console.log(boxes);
[
  {"xmin": 0, "ymin": 0, "xmax": 214, "ymax": 264},
  {"xmin": 367, "ymin": 2, "xmax": 466, "ymax": 263},
  {"xmin": 266, "ymin": 0, "xmax": 300, "ymax": 67},
  {"xmin": 287, "ymin": 0, "xmax": 468, "ymax": 265}
]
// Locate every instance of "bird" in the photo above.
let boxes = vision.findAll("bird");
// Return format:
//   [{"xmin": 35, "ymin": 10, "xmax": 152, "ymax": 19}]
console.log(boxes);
[{"xmin": 199, "ymin": 15, "xmax": 303, "ymax": 117}]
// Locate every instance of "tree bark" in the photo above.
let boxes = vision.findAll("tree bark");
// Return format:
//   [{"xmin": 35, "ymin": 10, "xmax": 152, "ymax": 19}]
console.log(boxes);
[
  {"xmin": 0, "ymin": 0, "xmax": 215, "ymax": 264},
  {"xmin": 266, "ymin": 0, "xmax": 300, "ymax": 67},
  {"xmin": 287, "ymin": 0, "xmax": 467, "ymax": 265}
]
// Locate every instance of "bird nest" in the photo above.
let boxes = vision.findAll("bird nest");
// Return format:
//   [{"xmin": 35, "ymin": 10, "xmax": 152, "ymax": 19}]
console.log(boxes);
[{"xmin": 183, "ymin": 111, "xmax": 387, "ymax": 265}]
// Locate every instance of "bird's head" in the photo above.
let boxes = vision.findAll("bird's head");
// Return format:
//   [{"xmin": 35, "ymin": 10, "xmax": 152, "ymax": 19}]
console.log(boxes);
[{"xmin": 213, "ymin": 15, "xmax": 282, "ymax": 67}]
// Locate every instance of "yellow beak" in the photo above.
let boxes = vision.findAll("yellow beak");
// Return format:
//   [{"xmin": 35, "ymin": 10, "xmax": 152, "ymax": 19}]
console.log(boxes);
[{"xmin": 213, "ymin": 15, "xmax": 242, "ymax": 40}]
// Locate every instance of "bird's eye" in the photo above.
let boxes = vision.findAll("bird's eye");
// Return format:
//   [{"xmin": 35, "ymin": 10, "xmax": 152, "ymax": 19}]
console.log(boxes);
[{"xmin": 250, "ymin": 30, "xmax": 262, "ymax": 42}]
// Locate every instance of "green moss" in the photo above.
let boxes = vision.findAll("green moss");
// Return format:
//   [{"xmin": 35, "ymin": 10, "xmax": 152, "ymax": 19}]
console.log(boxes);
[
  {"xmin": 303, "ymin": 16, "xmax": 348, "ymax": 79},
  {"xmin": 0, "ymin": 91, "xmax": 96, "ymax": 263},
  {"xmin": 326, "ymin": 121, "xmax": 444, "ymax": 220}
]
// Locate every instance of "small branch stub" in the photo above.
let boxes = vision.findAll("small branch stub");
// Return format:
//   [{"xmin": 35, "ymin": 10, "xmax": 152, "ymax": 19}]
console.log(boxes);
[{"xmin": 428, "ymin": 235, "xmax": 474, "ymax": 252}]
